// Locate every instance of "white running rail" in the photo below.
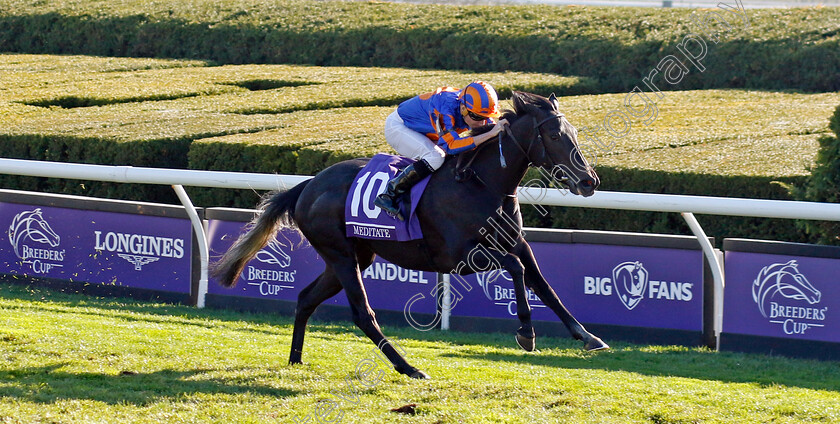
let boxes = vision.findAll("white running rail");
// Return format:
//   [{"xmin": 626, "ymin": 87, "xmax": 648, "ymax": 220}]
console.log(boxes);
[{"xmin": 3, "ymin": 157, "xmax": 840, "ymax": 340}]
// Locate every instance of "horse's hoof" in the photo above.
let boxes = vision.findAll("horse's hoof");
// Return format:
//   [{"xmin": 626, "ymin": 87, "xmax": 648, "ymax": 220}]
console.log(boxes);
[
  {"xmin": 515, "ymin": 334, "xmax": 536, "ymax": 352},
  {"xmin": 584, "ymin": 336, "xmax": 610, "ymax": 352},
  {"xmin": 409, "ymin": 370, "xmax": 430, "ymax": 379}
]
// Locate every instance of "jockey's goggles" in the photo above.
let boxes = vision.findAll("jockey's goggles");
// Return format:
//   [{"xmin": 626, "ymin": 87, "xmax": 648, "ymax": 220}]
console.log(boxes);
[{"xmin": 466, "ymin": 110, "xmax": 489, "ymax": 121}]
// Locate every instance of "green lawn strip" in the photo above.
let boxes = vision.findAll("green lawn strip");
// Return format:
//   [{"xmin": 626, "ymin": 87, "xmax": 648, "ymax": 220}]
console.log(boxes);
[
  {"xmin": 196, "ymin": 70, "xmax": 591, "ymax": 115},
  {"xmin": 2, "ymin": 53, "xmax": 833, "ymax": 181},
  {"xmin": 1, "ymin": 283, "xmax": 838, "ymax": 423},
  {"xmin": 1, "ymin": 53, "xmax": 838, "ymax": 237},
  {"xmin": 294, "ymin": 135, "xmax": 392, "ymax": 176},
  {"xmin": 0, "ymin": 53, "xmax": 215, "ymax": 107},
  {"xmin": 560, "ymin": 89, "xmax": 840, "ymax": 157},
  {"xmin": 1, "ymin": 56, "xmax": 592, "ymax": 113},
  {"xmin": 0, "ymin": 52, "xmax": 207, "ymax": 74},
  {"xmin": 0, "ymin": 101, "xmax": 286, "ymax": 203},
  {"xmin": 187, "ymin": 89, "xmax": 838, "ymax": 179},
  {"xmin": 601, "ymin": 133, "xmax": 820, "ymax": 178},
  {"xmin": 0, "ymin": 101, "xmax": 285, "ymax": 146}
]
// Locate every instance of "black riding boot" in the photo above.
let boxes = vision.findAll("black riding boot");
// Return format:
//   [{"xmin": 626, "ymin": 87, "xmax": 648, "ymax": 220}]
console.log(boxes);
[{"xmin": 374, "ymin": 160, "xmax": 434, "ymax": 221}]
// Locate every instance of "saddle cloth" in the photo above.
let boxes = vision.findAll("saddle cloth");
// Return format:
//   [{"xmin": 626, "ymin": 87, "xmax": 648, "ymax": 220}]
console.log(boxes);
[{"xmin": 344, "ymin": 154, "xmax": 430, "ymax": 241}]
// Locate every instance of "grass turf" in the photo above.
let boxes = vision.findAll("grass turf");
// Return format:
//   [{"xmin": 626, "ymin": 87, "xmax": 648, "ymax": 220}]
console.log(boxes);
[{"xmin": 1, "ymin": 283, "xmax": 838, "ymax": 423}]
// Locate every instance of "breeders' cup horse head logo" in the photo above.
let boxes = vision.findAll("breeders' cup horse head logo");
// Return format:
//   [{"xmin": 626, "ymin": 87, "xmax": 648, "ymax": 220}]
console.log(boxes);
[
  {"xmin": 477, "ymin": 269, "xmax": 513, "ymax": 300},
  {"xmin": 752, "ymin": 260, "xmax": 821, "ymax": 318},
  {"xmin": 255, "ymin": 238, "xmax": 292, "ymax": 268},
  {"xmin": 7, "ymin": 209, "xmax": 60, "ymax": 258},
  {"xmin": 612, "ymin": 261, "xmax": 648, "ymax": 310}
]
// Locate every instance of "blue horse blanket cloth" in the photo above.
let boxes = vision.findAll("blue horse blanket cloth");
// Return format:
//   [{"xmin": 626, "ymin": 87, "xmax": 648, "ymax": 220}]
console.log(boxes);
[{"xmin": 344, "ymin": 154, "xmax": 430, "ymax": 241}]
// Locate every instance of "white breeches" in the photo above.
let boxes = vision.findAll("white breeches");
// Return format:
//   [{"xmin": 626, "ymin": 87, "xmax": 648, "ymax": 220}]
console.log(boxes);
[{"xmin": 384, "ymin": 110, "xmax": 446, "ymax": 170}]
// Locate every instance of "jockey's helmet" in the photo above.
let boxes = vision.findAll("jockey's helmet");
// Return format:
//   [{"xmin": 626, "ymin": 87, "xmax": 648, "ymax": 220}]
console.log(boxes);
[{"xmin": 459, "ymin": 81, "xmax": 501, "ymax": 119}]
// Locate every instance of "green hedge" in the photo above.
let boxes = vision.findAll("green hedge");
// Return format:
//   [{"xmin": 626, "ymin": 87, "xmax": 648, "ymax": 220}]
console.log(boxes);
[
  {"xmin": 529, "ymin": 167, "xmax": 808, "ymax": 243},
  {"xmin": 186, "ymin": 107, "xmax": 392, "ymax": 207},
  {"xmin": 0, "ymin": 55, "xmax": 588, "ymax": 204},
  {"xmin": 0, "ymin": 1, "xmax": 838, "ymax": 92},
  {"xmin": 789, "ymin": 104, "xmax": 840, "ymax": 244},
  {"xmin": 1, "ymin": 53, "xmax": 838, "ymax": 243}
]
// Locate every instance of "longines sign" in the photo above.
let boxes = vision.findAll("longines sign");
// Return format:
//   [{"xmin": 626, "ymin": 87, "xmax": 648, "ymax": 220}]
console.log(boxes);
[{"xmin": 1, "ymin": 203, "xmax": 192, "ymax": 293}]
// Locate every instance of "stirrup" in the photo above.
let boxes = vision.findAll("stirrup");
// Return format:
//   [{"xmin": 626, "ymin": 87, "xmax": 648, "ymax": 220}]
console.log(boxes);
[{"xmin": 374, "ymin": 194, "xmax": 405, "ymax": 221}]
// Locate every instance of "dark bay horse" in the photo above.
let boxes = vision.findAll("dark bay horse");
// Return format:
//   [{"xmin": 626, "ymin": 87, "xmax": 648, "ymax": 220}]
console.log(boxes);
[{"xmin": 213, "ymin": 91, "xmax": 608, "ymax": 379}]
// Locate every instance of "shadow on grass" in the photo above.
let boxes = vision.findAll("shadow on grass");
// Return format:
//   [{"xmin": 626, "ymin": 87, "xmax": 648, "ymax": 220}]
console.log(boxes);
[
  {"xmin": 0, "ymin": 282, "xmax": 295, "ymax": 335},
  {"xmin": 0, "ymin": 363, "xmax": 299, "ymax": 405},
  {"xmin": 434, "ymin": 338, "xmax": 840, "ymax": 393}
]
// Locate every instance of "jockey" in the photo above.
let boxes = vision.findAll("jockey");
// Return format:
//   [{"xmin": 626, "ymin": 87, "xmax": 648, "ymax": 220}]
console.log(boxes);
[{"xmin": 375, "ymin": 81, "xmax": 508, "ymax": 220}]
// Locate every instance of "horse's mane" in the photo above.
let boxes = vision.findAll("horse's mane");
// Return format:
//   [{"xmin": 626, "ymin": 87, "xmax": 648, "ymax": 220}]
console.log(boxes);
[{"xmin": 469, "ymin": 91, "xmax": 549, "ymax": 136}]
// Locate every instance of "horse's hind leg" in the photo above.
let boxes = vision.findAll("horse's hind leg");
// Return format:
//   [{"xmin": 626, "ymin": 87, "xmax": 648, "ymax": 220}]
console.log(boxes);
[
  {"xmin": 331, "ymin": 256, "xmax": 428, "ymax": 379},
  {"xmin": 289, "ymin": 268, "xmax": 343, "ymax": 365},
  {"xmin": 515, "ymin": 241, "xmax": 609, "ymax": 351}
]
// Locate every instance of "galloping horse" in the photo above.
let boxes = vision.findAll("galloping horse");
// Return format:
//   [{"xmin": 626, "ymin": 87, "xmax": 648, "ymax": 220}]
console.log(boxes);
[{"xmin": 213, "ymin": 92, "xmax": 608, "ymax": 379}]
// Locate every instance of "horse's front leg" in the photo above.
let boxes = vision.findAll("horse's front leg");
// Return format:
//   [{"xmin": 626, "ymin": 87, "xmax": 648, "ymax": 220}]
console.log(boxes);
[
  {"xmin": 486, "ymin": 250, "xmax": 536, "ymax": 352},
  {"xmin": 514, "ymin": 240, "xmax": 609, "ymax": 352}
]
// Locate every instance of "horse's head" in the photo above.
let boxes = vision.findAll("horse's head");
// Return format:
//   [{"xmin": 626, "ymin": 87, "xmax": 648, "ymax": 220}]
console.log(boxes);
[
  {"xmin": 507, "ymin": 91, "xmax": 600, "ymax": 197},
  {"xmin": 752, "ymin": 260, "xmax": 821, "ymax": 317}
]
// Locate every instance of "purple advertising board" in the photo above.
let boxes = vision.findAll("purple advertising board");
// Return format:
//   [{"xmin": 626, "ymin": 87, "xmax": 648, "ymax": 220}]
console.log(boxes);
[
  {"xmin": 206, "ymin": 218, "xmax": 437, "ymax": 315},
  {"xmin": 723, "ymin": 251, "xmax": 838, "ymax": 343},
  {"xmin": 206, "ymin": 219, "xmax": 328, "ymax": 304},
  {"xmin": 0, "ymin": 202, "xmax": 192, "ymax": 293},
  {"xmin": 450, "ymin": 241, "xmax": 704, "ymax": 331}
]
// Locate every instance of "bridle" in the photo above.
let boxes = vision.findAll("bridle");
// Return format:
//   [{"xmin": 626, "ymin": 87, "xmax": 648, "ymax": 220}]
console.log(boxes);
[
  {"xmin": 503, "ymin": 112, "xmax": 566, "ymax": 168},
  {"xmin": 454, "ymin": 111, "xmax": 566, "ymax": 184}
]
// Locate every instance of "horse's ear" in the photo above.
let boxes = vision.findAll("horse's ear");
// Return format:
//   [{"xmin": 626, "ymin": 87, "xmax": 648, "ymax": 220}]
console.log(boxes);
[
  {"xmin": 512, "ymin": 91, "xmax": 540, "ymax": 116},
  {"xmin": 548, "ymin": 93, "xmax": 560, "ymax": 111},
  {"xmin": 511, "ymin": 91, "xmax": 528, "ymax": 111}
]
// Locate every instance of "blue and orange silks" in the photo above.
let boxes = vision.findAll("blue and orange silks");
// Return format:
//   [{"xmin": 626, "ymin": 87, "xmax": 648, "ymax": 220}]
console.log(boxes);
[{"xmin": 396, "ymin": 87, "xmax": 495, "ymax": 155}]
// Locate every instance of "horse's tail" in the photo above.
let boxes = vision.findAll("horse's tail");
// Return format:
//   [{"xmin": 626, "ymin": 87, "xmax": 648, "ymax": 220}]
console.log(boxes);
[{"xmin": 211, "ymin": 179, "xmax": 311, "ymax": 287}]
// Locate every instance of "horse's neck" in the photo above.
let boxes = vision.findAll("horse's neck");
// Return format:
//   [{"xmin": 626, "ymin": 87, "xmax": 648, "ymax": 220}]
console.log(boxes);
[{"xmin": 473, "ymin": 127, "xmax": 532, "ymax": 197}]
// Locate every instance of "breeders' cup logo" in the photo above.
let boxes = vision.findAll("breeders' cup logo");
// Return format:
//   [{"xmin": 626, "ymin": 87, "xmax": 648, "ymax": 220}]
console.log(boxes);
[
  {"xmin": 245, "ymin": 238, "xmax": 297, "ymax": 296},
  {"xmin": 476, "ymin": 269, "xmax": 546, "ymax": 316},
  {"xmin": 612, "ymin": 261, "xmax": 648, "ymax": 310},
  {"xmin": 255, "ymin": 239, "xmax": 292, "ymax": 267},
  {"xmin": 7, "ymin": 209, "xmax": 65, "ymax": 274},
  {"xmin": 584, "ymin": 261, "xmax": 694, "ymax": 310},
  {"xmin": 752, "ymin": 260, "xmax": 826, "ymax": 335}
]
